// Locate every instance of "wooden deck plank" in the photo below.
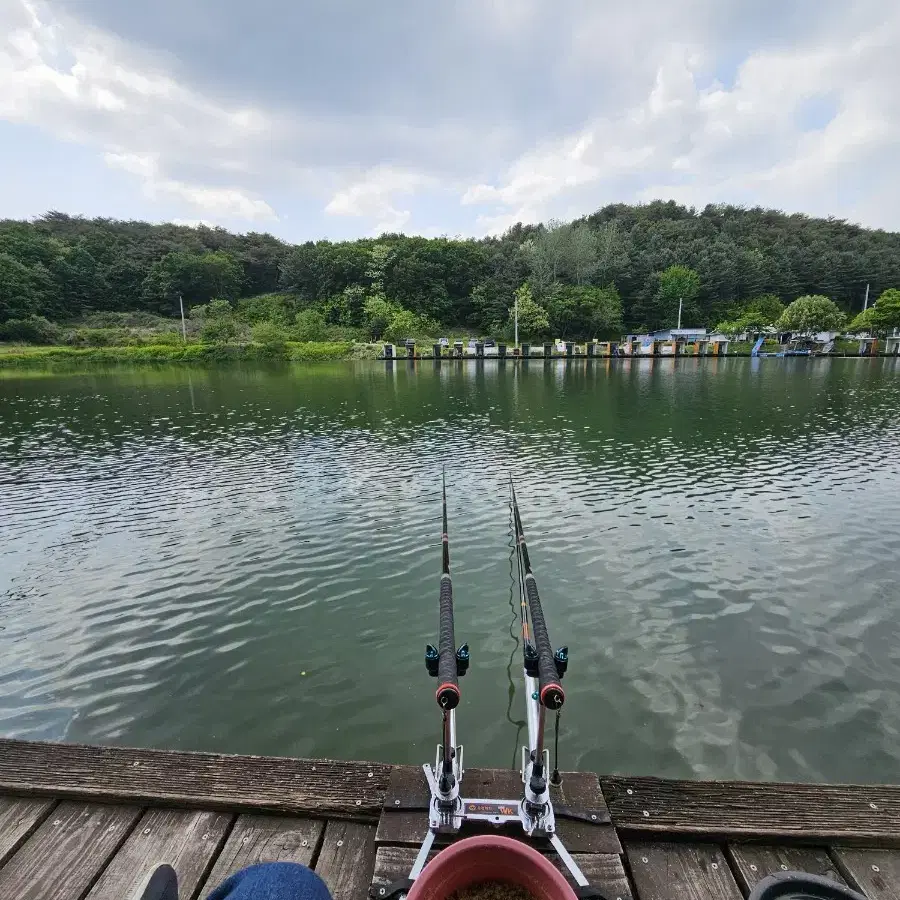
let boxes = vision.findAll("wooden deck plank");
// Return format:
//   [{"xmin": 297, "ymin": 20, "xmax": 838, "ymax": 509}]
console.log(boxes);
[
  {"xmin": 552, "ymin": 771, "xmax": 622, "ymax": 855},
  {"xmin": 372, "ymin": 845, "xmax": 632, "ymax": 899},
  {"xmin": 604, "ymin": 777, "xmax": 900, "ymax": 845},
  {"xmin": 726, "ymin": 845, "xmax": 845, "ymax": 895},
  {"xmin": 378, "ymin": 767, "xmax": 619, "ymax": 854},
  {"xmin": 86, "ymin": 807, "xmax": 232, "ymax": 900},
  {"xmin": 0, "ymin": 796, "xmax": 56, "ymax": 867},
  {"xmin": 372, "ymin": 846, "xmax": 435, "ymax": 896},
  {"xmin": 199, "ymin": 815, "xmax": 325, "ymax": 899},
  {"xmin": 315, "ymin": 821, "xmax": 377, "ymax": 900},
  {"xmin": 626, "ymin": 841, "xmax": 744, "ymax": 900},
  {"xmin": 0, "ymin": 800, "xmax": 141, "ymax": 900},
  {"xmin": 0, "ymin": 738, "xmax": 390, "ymax": 820},
  {"xmin": 553, "ymin": 853, "xmax": 633, "ymax": 899},
  {"xmin": 831, "ymin": 848, "xmax": 900, "ymax": 900}
]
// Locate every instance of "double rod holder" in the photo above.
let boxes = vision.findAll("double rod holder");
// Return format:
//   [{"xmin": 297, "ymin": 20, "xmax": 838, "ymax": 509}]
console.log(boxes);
[{"xmin": 389, "ymin": 474, "xmax": 599, "ymax": 899}]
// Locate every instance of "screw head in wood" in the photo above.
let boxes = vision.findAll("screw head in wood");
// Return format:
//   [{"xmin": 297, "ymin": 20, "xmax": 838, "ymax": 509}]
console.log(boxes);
[
  {"xmin": 711, "ymin": 864, "xmax": 718, "ymax": 870},
  {"xmin": 337, "ymin": 840, "xmax": 344, "ymax": 847},
  {"xmin": 750, "ymin": 866, "xmax": 757, "ymax": 872},
  {"xmin": 642, "ymin": 857, "xmax": 648, "ymax": 864},
  {"xmin": 380, "ymin": 889, "xmax": 386, "ymax": 896},
  {"xmin": 368, "ymin": 772, "xmax": 374, "ymax": 778},
  {"xmin": 870, "ymin": 803, "xmax": 879, "ymax": 810},
  {"xmin": 356, "ymin": 800, "xmax": 362, "ymax": 806},
  {"xmin": 626, "ymin": 789, "xmax": 633, "ymax": 795},
  {"xmin": 591, "ymin": 814, "xmax": 597, "ymax": 820},
  {"xmin": 780, "ymin": 865, "xmax": 788, "ymax": 871},
  {"xmin": 52, "ymin": 820, "xmax": 61, "ymax": 826},
  {"xmin": 143, "ymin": 828, "xmax": 151, "ymax": 835},
  {"xmin": 642, "ymin": 810, "xmax": 649, "ymax": 817},
  {"xmin": 873, "ymin": 866, "xmax": 880, "ymax": 873},
  {"xmin": 302, "ymin": 840, "xmax": 308, "ymax": 847},
  {"xmin": 395, "ymin": 800, "xmax": 401, "ymax": 806}
]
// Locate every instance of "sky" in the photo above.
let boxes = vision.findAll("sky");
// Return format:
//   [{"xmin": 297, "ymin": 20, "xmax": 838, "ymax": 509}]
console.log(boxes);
[{"xmin": 1, "ymin": 0, "xmax": 898, "ymax": 242}]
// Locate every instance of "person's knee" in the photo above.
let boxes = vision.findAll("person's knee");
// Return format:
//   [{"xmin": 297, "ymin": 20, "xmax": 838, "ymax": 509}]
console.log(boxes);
[{"xmin": 206, "ymin": 862, "xmax": 333, "ymax": 900}]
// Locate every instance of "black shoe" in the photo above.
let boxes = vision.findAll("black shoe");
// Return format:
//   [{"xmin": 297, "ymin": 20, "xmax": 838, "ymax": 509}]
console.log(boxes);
[{"xmin": 133, "ymin": 864, "xmax": 179, "ymax": 900}]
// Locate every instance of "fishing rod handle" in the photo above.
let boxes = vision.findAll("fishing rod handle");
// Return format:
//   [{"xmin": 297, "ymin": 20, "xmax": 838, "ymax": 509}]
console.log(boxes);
[
  {"xmin": 524, "ymin": 574, "xmax": 565, "ymax": 710},
  {"xmin": 436, "ymin": 574, "xmax": 460, "ymax": 709}
]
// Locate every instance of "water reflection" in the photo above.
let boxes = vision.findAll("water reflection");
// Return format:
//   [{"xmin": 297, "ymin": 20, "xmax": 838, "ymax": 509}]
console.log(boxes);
[{"xmin": 1, "ymin": 358, "xmax": 899, "ymax": 782}]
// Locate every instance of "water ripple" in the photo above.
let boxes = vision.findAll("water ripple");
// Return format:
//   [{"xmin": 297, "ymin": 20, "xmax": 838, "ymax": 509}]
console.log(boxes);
[{"xmin": 1, "ymin": 358, "xmax": 900, "ymax": 781}]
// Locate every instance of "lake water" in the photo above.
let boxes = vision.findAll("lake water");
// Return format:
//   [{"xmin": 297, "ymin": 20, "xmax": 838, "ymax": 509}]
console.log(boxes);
[{"xmin": 2, "ymin": 357, "xmax": 900, "ymax": 783}]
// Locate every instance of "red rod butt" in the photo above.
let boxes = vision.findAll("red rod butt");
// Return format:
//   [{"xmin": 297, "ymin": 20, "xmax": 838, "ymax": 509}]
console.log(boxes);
[
  {"xmin": 540, "ymin": 683, "xmax": 565, "ymax": 710},
  {"xmin": 436, "ymin": 682, "xmax": 460, "ymax": 710}
]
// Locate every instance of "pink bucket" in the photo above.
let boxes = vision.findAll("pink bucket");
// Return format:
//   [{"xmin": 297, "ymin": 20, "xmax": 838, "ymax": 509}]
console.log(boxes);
[{"xmin": 406, "ymin": 835, "xmax": 577, "ymax": 900}]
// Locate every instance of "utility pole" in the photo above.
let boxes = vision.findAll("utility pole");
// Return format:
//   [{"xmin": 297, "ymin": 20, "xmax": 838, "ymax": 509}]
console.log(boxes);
[
  {"xmin": 514, "ymin": 291, "xmax": 519, "ymax": 349},
  {"xmin": 677, "ymin": 297, "xmax": 683, "ymax": 331},
  {"xmin": 178, "ymin": 293, "xmax": 187, "ymax": 342},
  {"xmin": 863, "ymin": 283, "xmax": 870, "ymax": 311}
]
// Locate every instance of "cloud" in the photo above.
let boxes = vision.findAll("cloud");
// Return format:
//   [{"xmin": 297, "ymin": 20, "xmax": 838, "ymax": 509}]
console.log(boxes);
[
  {"xmin": 325, "ymin": 167, "xmax": 436, "ymax": 235},
  {"xmin": 1, "ymin": 0, "xmax": 899, "ymax": 236},
  {"xmin": 103, "ymin": 151, "xmax": 276, "ymax": 220},
  {"xmin": 461, "ymin": 3, "xmax": 900, "ymax": 234},
  {"xmin": 1, "ymin": 0, "xmax": 279, "ymax": 221}
]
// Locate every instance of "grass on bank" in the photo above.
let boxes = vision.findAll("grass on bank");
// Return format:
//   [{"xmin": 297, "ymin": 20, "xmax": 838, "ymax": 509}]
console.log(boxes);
[{"xmin": 0, "ymin": 341, "xmax": 380, "ymax": 368}]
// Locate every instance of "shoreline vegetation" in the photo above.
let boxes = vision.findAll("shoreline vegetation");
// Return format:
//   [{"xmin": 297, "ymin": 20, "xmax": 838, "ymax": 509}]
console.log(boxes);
[
  {"xmin": 0, "ymin": 338, "xmax": 890, "ymax": 370},
  {"xmin": 0, "ymin": 341, "xmax": 370, "ymax": 368},
  {"xmin": 3, "ymin": 204, "xmax": 900, "ymax": 368}
]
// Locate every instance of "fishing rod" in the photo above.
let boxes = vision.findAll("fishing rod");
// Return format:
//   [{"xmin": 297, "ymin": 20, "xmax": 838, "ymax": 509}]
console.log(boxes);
[
  {"xmin": 379, "ymin": 476, "xmax": 596, "ymax": 900},
  {"xmin": 511, "ymin": 478, "xmax": 567, "ymax": 811},
  {"xmin": 425, "ymin": 470, "xmax": 469, "ymax": 799}
]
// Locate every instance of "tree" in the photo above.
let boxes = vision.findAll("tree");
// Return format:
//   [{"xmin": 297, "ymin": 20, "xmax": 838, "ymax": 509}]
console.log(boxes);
[
  {"xmin": 52, "ymin": 245, "xmax": 106, "ymax": 314},
  {"xmin": 0, "ymin": 315, "xmax": 60, "ymax": 344},
  {"xmin": 294, "ymin": 309, "xmax": 328, "ymax": 341},
  {"xmin": 568, "ymin": 224, "xmax": 600, "ymax": 285},
  {"xmin": 508, "ymin": 283, "xmax": 549, "ymax": 339},
  {"xmin": 0, "ymin": 253, "xmax": 50, "ymax": 321},
  {"xmin": 194, "ymin": 297, "xmax": 238, "ymax": 343},
  {"xmin": 236, "ymin": 292, "xmax": 296, "ymax": 325},
  {"xmin": 871, "ymin": 288, "xmax": 900, "ymax": 333},
  {"xmin": 385, "ymin": 308, "xmax": 420, "ymax": 343},
  {"xmin": 471, "ymin": 282, "xmax": 508, "ymax": 332},
  {"xmin": 3, "ymin": 202, "xmax": 900, "ymax": 339},
  {"xmin": 143, "ymin": 251, "xmax": 242, "ymax": 315},
  {"xmin": 741, "ymin": 294, "xmax": 784, "ymax": 327},
  {"xmin": 365, "ymin": 243, "xmax": 393, "ymax": 292},
  {"xmin": 340, "ymin": 285, "xmax": 368, "ymax": 326},
  {"xmin": 775, "ymin": 295, "xmax": 846, "ymax": 334},
  {"xmin": 544, "ymin": 285, "xmax": 622, "ymax": 339},
  {"xmin": 657, "ymin": 265, "xmax": 701, "ymax": 323},
  {"xmin": 715, "ymin": 295, "xmax": 785, "ymax": 335},
  {"xmin": 713, "ymin": 320, "xmax": 743, "ymax": 337},
  {"xmin": 363, "ymin": 296, "xmax": 396, "ymax": 340},
  {"xmin": 523, "ymin": 220, "xmax": 599, "ymax": 297},
  {"xmin": 847, "ymin": 307, "xmax": 875, "ymax": 334},
  {"xmin": 594, "ymin": 221, "xmax": 629, "ymax": 286}
]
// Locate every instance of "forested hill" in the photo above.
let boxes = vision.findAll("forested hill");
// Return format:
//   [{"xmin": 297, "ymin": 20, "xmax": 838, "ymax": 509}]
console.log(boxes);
[{"xmin": 2, "ymin": 201, "xmax": 898, "ymax": 334}]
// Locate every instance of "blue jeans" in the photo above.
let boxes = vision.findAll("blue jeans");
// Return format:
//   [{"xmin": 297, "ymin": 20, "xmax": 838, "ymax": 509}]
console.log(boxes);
[{"xmin": 207, "ymin": 863, "xmax": 333, "ymax": 900}]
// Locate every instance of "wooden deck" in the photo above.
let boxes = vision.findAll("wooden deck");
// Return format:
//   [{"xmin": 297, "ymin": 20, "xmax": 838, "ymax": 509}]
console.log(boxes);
[{"xmin": 3, "ymin": 739, "xmax": 900, "ymax": 900}]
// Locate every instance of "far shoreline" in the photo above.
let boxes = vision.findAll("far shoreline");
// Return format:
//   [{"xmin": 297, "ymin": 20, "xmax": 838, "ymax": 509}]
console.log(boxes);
[{"xmin": 1, "ymin": 341, "xmax": 896, "ymax": 371}]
